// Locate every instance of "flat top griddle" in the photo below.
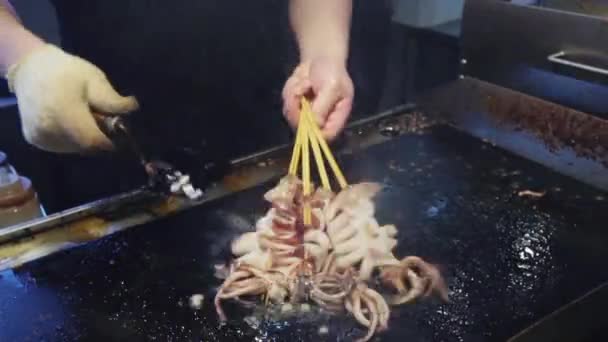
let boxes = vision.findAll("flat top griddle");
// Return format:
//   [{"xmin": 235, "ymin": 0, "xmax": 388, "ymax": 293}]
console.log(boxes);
[{"xmin": 1, "ymin": 123, "xmax": 606, "ymax": 342}]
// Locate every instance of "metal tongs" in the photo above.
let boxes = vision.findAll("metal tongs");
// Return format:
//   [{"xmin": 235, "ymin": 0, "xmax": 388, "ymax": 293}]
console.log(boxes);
[{"xmin": 97, "ymin": 115, "xmax": 204, "ymax": 200}]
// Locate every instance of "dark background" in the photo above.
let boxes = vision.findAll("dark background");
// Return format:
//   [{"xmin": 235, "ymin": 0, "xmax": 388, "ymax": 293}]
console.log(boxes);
[{"xmin": 0, "ymin": 0, "xmax": 462, "ymax": 213}]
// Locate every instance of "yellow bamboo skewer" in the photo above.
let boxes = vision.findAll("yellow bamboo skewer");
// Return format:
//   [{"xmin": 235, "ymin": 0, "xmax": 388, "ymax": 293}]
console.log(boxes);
[
  {"xmin": 288, "ymin": 112, "xmax": 305, "ymax": 175},
  {"xmin": 303, "ymin": 108, "xmax": 331, "ymax": 190},
  {"xmin": 301, "ymin": 98, "xmax": 348, "ymax": 189},
  {"xmin": 289, "ymin": 97, "xmax": 349, "ymax": 226},
  {"xmin": 301, "ymin": 115, "xmax": 312, "ymax": 225}
]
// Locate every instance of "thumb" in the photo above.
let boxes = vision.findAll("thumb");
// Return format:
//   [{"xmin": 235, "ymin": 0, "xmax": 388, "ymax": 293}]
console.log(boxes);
[
  {"xmin": 311, "ymin": 85, "xmax": 340, "ymax": 129},
  {"xmin": 87, "ymin": 75, "xmax": 139, "ymax": 115}
]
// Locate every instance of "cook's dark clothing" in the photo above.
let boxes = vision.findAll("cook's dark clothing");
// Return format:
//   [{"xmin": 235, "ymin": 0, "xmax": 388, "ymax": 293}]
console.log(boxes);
[{"xmin": 40, "ymin": 0, "xmax": 392, "ymax": 212}]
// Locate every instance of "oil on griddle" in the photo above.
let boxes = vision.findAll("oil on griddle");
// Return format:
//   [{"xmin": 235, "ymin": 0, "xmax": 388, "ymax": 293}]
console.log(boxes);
[{"xmin": 0, "ymin": 124, "xmax": 607, "ymax": 342}]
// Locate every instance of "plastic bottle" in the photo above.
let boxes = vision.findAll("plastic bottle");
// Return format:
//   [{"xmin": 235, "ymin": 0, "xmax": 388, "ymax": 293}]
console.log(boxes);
[{"xmin": 0, "ymin": 151, "xmax": 45, "ymax": 229}]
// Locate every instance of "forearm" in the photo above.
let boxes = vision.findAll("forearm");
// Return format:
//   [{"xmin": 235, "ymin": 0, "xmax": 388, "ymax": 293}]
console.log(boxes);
[
  {"xmin": 0, "ymin": 0, "xmax": 44, "ymax": 75},
  {"xmin": 289, "ymin": 0, "xmax": 352, "ymax": 64}
]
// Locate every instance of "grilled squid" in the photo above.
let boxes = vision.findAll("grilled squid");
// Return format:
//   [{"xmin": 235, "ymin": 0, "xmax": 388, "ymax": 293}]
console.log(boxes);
[{"xmin": 213, "ymin": 176, "xmax": 448, "ymax": 342}]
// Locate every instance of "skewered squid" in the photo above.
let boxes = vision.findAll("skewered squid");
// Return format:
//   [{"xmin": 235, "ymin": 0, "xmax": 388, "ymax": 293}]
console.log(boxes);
[{"xmin": 214, "ymin": 175, "xmax": 448, "ymax": 341}]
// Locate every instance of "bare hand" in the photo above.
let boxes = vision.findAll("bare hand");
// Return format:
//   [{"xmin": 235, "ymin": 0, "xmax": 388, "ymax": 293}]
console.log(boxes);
[{"xmin": 282, "ymin": 57, "xmax": 354, "ymax": 141}]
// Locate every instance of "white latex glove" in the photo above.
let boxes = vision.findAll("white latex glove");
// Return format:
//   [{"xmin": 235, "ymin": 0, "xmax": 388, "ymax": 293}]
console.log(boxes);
[{"xmin": 5, "ymin": 44, "xmax": 139, "ymax": 153}]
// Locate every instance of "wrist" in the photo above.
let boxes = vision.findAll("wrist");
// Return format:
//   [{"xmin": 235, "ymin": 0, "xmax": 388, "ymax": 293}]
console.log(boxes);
[
  {"xmin": 1, "ymin": 28, "xmax": 45, "ymax": 76},
  {"xmin": 298, "ymin": 32, "xmax": 348, "ymax": 67},
  {"xmin": 299, "ymin": 51, "xmax": 348, "ymax": 68}
]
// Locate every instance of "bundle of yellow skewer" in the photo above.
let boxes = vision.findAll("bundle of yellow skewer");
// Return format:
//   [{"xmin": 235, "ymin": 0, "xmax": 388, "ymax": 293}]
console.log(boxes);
[{"xmin": 288, "ymin": 98, "xmax": 348, "ymax": 226}]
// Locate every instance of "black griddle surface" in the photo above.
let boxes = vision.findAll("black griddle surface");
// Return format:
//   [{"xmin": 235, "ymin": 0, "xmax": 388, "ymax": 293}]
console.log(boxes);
[{"xmin": 1, "ymin": 124, "xmax": 607, "ymax": 342}]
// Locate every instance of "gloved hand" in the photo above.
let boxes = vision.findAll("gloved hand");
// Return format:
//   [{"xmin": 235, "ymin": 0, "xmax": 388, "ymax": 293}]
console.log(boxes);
[
  {"xmin": 5, "ymin": 44, "xmax": 139, "ymax": 153},
  {"xmin": 282, "ymin": 56, "xmax": 354, "ymax": 142}
]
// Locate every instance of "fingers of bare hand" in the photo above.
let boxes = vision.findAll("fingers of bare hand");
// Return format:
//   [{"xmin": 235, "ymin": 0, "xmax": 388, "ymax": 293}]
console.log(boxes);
[
  {"xmin": 283, "ymin": 78, "xmax": 312, "ymax": 129},
  {"xmin": 282, "ymin": 77, "xmax": 299, "ymax": 124},
  {"xmin": 294, "ymin": 79, "xmax": 312, "ymax": 97},
  {"xmin": 322, "ymin": 97, "xmax": 353, "ymax": 141},
  {"xmin": 311, "ymin": 82, "xmax": 341, "ymax": 128}
]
